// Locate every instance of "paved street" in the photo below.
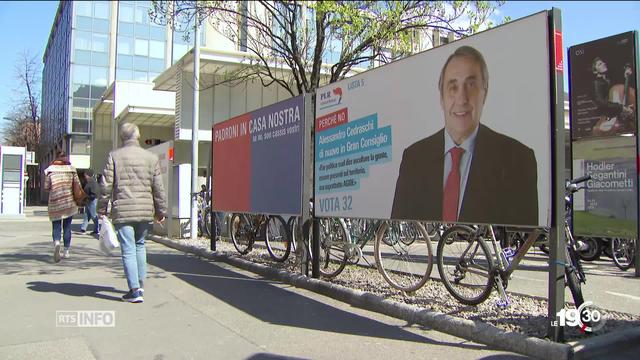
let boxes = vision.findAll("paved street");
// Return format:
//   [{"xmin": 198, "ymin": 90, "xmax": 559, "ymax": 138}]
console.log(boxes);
[{"xmin": 0, "ymin": 209, "xmax": 521, "ymax": 360}]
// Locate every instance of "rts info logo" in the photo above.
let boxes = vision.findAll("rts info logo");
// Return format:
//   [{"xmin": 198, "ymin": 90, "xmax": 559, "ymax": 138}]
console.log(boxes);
[{"xmin": 552, "ymin": 301, "xmax": 605, "ymax": 333}]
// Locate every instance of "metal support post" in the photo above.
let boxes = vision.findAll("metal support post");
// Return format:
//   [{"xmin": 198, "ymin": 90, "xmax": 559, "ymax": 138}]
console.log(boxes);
[
  {"xmin": 547, "ymin": 7, "xmax": 565, "ymax": 342},
  {"xmin": 190, "ymin": 10, "xmax": 200, "ymax": 241}
]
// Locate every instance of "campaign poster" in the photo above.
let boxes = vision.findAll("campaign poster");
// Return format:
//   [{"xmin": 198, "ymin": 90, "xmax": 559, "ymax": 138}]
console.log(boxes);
[
  {"xmin": 314, "ymin": 12, "xmax": 552, "ymax": 227},
  {"xmin": 569, "ymin": 32, "xmax": 637, "ymax": 139},
  {"xmin": 213, "ymin": 96, "xmax": 304, "ymax": 216},
  {"xmin": 572, "ymin": 137, "xmax": 638, "ymax": 238}
]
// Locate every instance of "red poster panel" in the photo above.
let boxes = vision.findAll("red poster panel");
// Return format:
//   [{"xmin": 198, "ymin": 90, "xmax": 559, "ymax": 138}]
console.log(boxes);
[{"xmin": 213, "ymin": 114, "xmax": 251, "ymax": 212}]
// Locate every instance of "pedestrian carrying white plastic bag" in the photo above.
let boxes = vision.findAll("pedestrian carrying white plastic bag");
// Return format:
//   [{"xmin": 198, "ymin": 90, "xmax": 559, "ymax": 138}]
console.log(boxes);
[{"xmin": 99, "ymin": 216, "xmax": 119, "ymax": 254}]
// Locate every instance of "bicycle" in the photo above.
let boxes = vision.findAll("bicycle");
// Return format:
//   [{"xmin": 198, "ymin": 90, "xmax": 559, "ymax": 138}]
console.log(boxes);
[
  {"xmin": 196, "ymin": 192, "xmax": 211, "ymax": 238},
  {"xmin": 289, "ymin": 215, "xmax": 351, "ymax": 278},
  {"xmin": 436, "ymin": 175, "xmax": 592, "ymax": 310},
  {"xmin": 229, "ymin": 213, "xmax": 292, "ymax": 262},
  {"xmin": 343, "ymin": 219, "xmax": 433, "ymax": 292},
  {"xmin": 611, "ymin": 237, "xmax": 636, "ymax": 271}
]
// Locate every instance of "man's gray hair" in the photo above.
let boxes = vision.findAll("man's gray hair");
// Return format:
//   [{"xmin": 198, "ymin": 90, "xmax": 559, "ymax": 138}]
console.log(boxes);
[
  {"xmin": 119, "ymin": 122, "xmax": 140, "ymax": 141},
  {"xmin": 438, "ymin": 45, "xmax": 489, "ymax": 97}
]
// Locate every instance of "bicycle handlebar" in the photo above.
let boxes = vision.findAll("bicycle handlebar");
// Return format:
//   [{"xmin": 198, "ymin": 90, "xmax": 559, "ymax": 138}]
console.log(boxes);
[{"xmin": 570, "ymin": 175, "xmax": 591, "ymax": 185}]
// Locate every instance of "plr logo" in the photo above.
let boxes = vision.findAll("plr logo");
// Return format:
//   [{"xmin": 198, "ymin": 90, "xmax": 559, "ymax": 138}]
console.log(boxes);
[
  {"xmin": 552, "ymin": 301, "xmax": 605, "ymax": 333},
  {"xmin": 56, "ymin": 311, "xmax": 115, "ymax": 328}
]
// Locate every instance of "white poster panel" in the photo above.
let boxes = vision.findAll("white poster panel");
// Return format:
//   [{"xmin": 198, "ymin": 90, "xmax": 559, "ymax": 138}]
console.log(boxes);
[{"xmin": 314, "ymin": 12, "xmax": 552, "ymax": 227}]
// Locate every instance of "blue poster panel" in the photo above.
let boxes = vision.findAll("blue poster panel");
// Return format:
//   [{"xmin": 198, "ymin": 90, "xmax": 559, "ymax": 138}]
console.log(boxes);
[{"xmin": 213, "ymin": 96, "xmax": 304, "ymax": 216}]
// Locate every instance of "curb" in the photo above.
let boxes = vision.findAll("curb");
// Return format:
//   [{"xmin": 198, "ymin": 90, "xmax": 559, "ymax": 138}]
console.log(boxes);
[
  {"xmin": 570, "ymin": 326, "xmax": 640, "ymax": 359},
  {"xmin": 150, "ymin": 235, "xmax": 572, "ymax": 359}
]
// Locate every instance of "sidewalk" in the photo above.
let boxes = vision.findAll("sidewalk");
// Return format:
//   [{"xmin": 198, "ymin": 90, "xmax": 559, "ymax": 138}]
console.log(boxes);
[{"xmin": 0, "ymin": 214, "xmax": 519, "ymax": 360}]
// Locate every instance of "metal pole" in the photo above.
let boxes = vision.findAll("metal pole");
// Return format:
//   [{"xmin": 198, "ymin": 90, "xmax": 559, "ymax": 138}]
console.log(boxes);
[
  {"xmin": 634, "ymin": 30, "xmax": 640, "ymax": 277},
  {"xmin": 209, "ymin": 142, "xmax": 216, "ymax": 251},
  {"xmin": 312, "ymin": 218, "xmax": 320, "ymax": 278},
  {"xmin": 190, "ymin": 11, "xmax": 200, "ymax": 240},
  {"xmin": 301, "ymin": 94, "xmax": 313, "ymax": 276},
  {"xmin": 547, "ymin": 7, "xmax": 565, "ymax": 342}
]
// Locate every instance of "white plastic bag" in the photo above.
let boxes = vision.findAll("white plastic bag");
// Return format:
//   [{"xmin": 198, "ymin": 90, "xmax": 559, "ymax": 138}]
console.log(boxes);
[{"xmin": 99, "ymin": 216, "xmax": 119, "ymax": 254}]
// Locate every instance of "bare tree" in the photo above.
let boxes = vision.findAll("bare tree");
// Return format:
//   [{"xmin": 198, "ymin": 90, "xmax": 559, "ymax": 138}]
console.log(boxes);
[
  {"xmin": 2, "ymin": 51, "xmax": 41, "ymax": 150},
  {"xmin": 150, "ymin": 1, "xmax": 506, "ymax": 96},
  {"xmin": 0, "ymin": 51, "xmax": 42, "ymax": 204}
]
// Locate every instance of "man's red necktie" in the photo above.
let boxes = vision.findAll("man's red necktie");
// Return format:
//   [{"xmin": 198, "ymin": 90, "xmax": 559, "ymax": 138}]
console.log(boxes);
[{"xmin": 442, "ymin": 147, "xmax": 465, "ymax": 222}]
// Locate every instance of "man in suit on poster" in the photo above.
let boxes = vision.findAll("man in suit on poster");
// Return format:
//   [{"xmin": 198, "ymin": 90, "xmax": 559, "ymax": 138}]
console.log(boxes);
[{"xmin": 391, "ymin": 45, "xmax": 538, "ymax": 226}]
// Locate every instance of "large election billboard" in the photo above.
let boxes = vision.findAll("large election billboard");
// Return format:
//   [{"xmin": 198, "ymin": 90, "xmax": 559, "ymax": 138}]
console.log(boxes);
[
  {"xmin": 569, "ymin": 31, "xmax": 637, "ymax": 139},
  {"xmin": 314, "ymin": 12, "xmax": 553, "ymax": 227},
  {"xmin": 213, "ymin": 96, "xmax": 305, "ymax": 216},
  {"xmin": 572, "ymin": 137, "xmax": 638, "ymax": 238}
]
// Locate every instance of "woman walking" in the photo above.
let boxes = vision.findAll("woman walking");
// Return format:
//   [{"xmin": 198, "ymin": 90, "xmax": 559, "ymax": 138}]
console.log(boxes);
[{"xmin": 44, "ymin": 151, "xmax": 80, "ymax": 262}]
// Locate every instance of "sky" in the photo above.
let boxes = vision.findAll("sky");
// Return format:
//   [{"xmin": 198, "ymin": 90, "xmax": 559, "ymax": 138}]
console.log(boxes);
[{"xmin": 0, "ymin": 1, "xmax": 639, "ymax": 128}]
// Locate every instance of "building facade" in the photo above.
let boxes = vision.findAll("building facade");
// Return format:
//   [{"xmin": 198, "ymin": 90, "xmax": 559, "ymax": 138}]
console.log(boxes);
[
  {"xmin": 40, "ymin": 1, "xmax": 453, "ymax": 223},
  {"xmin": 40, "ymin": 1, "xmax": 198, "ymax": 181}
]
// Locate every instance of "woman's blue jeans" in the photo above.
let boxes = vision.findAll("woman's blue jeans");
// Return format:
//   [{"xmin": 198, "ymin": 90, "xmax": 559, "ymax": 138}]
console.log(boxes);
[
  {"xmin": 52, "ymin": 216, "xmax": 73, "ymax": 248},
  {"xmin": 115, "ymin": 222, "xmax": 150, "ymax": 290}
]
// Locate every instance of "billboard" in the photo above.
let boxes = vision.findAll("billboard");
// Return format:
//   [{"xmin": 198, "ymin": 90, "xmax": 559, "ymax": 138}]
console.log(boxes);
[
  {"xmin": 572, "ymin": 137, "xmax": 638, "ymax": 238},
  {"xmin": 569, "ymin": 32, "xmax": 637, "ymax": 139},
  {"xmin": 314, "ymin": 12, "xmax": 552, "ymax": 227},
  {"xmin": 213, "ymin": 96, "xmax": 305, "ymax": 216}
]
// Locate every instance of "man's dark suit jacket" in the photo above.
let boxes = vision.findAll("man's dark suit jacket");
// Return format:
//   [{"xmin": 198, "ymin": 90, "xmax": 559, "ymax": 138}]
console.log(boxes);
[{"xmin": 391, "ymin": 124, "xmax": 538, "ymax": 226}]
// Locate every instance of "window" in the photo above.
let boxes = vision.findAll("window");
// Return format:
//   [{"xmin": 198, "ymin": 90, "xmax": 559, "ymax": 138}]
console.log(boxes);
[
  {"xmin": 135, "ymin": 38, "xmax": 148, "ymax": 56},
  {"xmin": 76, "ymin": 16, "xmax": 92, "ymax": 31},
  {"xmin": 134, "ymin": 56, "xmax": 148, "ymax": 71},
  {"xmin": 119, "ymin": 4, "xmax": 134, "ymax": 22},
  {"xmin": 70, "ymin": 134, "xmax": 91, "ymax": 152},
  {"xmin": 119, "ymin": 21, "xmax": 134, "ymax": 35},
  {"xmin": 92, "ymin": 33, "xmax": 109, "ymax": 52},
  {"xmin": 117, "ymin": 54, "xmax": 134, "ymax": 70},
  {"xmin": 149, "ymin": 40, "xmax": 164, "ymax": 58},
  {"xmin": 93, "ymin": 2, "xmax": 110, "ymax": 19},
  {"xmin": 75, "ymin": 2, "xmax": 91, "ymax": 17},
  {"xmin": 172, "ymin": 22, "xmax": 205, "ymax": 63},
  {"xmin": 238, "ymin": 0, "xmax": 248, "ymax": 51},
  {"xmin": 90, "ymin": 66, "xmax": 108, "ymax": 87},
  {"xmin": 74, "ymin": 50, "xmax": 91, "ymax": 65},
  {"xmin": 135, "ymin": 6, "xmax": 149, "ymax": 24},
  {"xmin": 73, "ymin": 65, "xmax": 91, "ymax": 85},
  {"xmin": 271, "ymin": 2, "xmax": 302, "ymax": 56},
  {"xmin": 91, "ymin": 52, "xmax": 109, "ymax": 67},
  {"xmin": 324, "ymin": 34, "xmax": 342, "ymax": 64},
  {"xmin": 117, "ymin": 36, "xmax": 134, "ymax": 55},
  {"xmin": 134, "ymin": 71, "xmax": 148, "ymax": 81},
  {"xmin": 74, "ymin": 31, "xmax": 92, "ymax": 50},
  {"xmin": 72, "ymin": 98, "xmax": 91, "ymax": 119},
  {"xmin": 2, "ymin": 155, "xmax": 22, "ymax": 182},
  {"xmin": 92, "ymin": 18, "xmax": 110, "ymax": 33},
  {"xmin": 149, "ymin": 58, "xmax": 164, "ymax": 72},
  {"xmin": 116, "ymin": 68, "xmax": 133, "ymax": 80},
  {"xmin": 149, "ymin": 26, "xmax": 165, "ymax": 41}
]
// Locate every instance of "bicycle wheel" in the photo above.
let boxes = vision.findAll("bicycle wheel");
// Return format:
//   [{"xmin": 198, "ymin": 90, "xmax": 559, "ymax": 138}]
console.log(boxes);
[
  {"xmin": 230, "ymin": 213, "xmax": 253, "ymax": 254},
  {"xmin": 611, "ymin": 237, "xmax": 636, "ymax": 271},
  {"xmin": 578, "ymin": 236, "xmax": 601, "ymax": 261},
  {"xmin": 375, "ymin": 221, "xmax": 433, "ymax": 292},
  {"xmin": 424, "ymin": 222, "xmax": 443, "ymax": 239},
  {"xmin": 286, "ymin": 216, "xmax": 298, "ymax": 253},
  {"xmin": 315, "ymin": 218, "xmax": 349, "ymax": 278},
  {"xmin": 265, "ymin": 215, "xmax": 292, "ymax": 262},
  {"xmin": 565, "ymin": 243, "xmax": 586, "ymax": 307},
  {"xmin": 437, "ymin": 225, "xmax": 494, "ymax": 305}
]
